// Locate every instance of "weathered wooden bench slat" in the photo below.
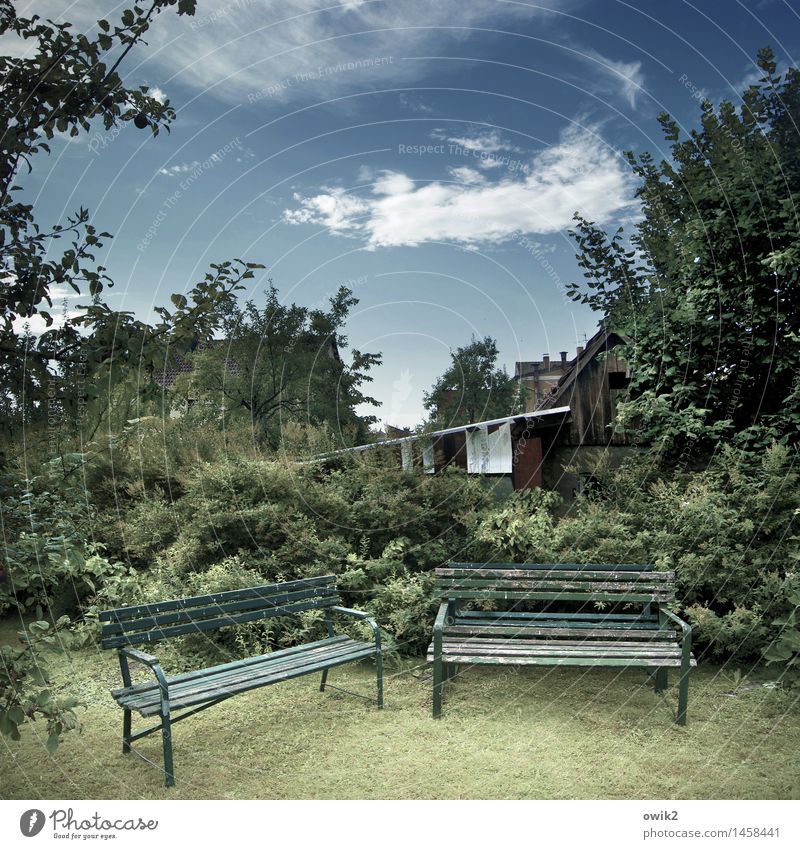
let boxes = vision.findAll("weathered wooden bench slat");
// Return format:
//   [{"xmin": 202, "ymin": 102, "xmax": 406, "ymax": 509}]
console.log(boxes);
[
  {"xmin": 112, "ymin": 635, "xmax": 352, "ymax": 698},
  {"xmin": 447, "ymin": 562, "xmax": 659, "ymax": 572},
  {"xmin": 438, "ymin": 577, "xmax": 669, "ymax": 593},
  {"xmin": 119, "ymin": 637, "xmax": 375, "ymax": 705},
  {"xmin": 456, "ymin": 610, "xmax": 659, "ymax": 622},
  {"xmin": 119, "ymin": 642, "xmax": 379, "ymax": 716},
  {"xmin": 444, "ymin": 624, "xmax": 677, "ymax": 639},
  {"xmin": 435, "ymin": 637, "xmax": 679, "ymax": 648},
  {"xmin": 102, "ymin": 577, "xmax": 383, "ymax": 787},
  {"xmin": 428, "ymin": 562, "xmax": 694, "ymax": 725},
  {"xmin": 431, "ymin": 654, "xmax": 692, "ymax": 668},
  {"xmin": 100, "ymin": 586, "xmax": 339, "ymax": 637},
  {"xmin": 431, "ymin": 642, "xmax": 688, "ymax": 658},
  {"xmin": 99, "ymin": 576, "xmax": 336, "ymax": 621},
  {"xmin": 101, "ymin": 598, "xmax": 340, "ymax": 648},
  {"xmin": 439, "ymin": 568, "xmax": 673, "ymax": 580},
  {"xmin": 435, "ymin": 590, "xmax": 674, "ymax": 603}
]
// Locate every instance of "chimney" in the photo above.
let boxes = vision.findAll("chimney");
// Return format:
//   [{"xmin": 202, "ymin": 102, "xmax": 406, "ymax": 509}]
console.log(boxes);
[
  {"xmin": 560, "ymin": 351, "xmax": 568, "ymax": 364},
  {"xmin": 542, "ymin": 354, "xmax": 550, "ymax": 370},
  {"xmin": 577, "ymin": 345, "xmax": 584, "ymax": 356}
]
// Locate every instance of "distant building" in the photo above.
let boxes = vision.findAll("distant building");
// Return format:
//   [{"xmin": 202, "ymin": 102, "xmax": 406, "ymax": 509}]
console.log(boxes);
[
  {"xmin": 515, "ymin": 350, "xmax": 572, "ymax": 407},
  {"xmin": 315, "ymin": 323, "xmax": 638, "ymax": 503},
  {"xmin": 529, "ymin": 324, "xmax": 637, "ymax": 505}
]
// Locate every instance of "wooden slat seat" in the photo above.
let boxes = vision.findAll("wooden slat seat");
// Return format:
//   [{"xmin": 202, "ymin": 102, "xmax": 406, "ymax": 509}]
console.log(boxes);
[
  {"xmin": 428, "ymin": 637, "xmax": 696, "ymax": 666},
  {"xmin": 101, "ymin": 576, "xmax": 383, "ymax": 787},
  {"xmin": 114, "ymin": 635, "xmax": 378, "ymax": 717},
  {"xmin": 427, "ymin": 562, "xmax": 695, "ymax": 724}
]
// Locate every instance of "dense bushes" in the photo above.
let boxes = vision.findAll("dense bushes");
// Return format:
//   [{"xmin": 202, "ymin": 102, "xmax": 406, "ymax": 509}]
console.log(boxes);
[
  {"xmin": 2, "ymin": 437, "xmax": 797, "ymax": 677},
  {"xmin": 78, "ymin": 452, "xmax": 492, "ymax": 655},
  {"xmin": 0, "ymin": 471, "xmax": 99, "ymax": 615},
  {"xmin": 467, "ymin": 443, "xmax": 799, "ymax": 677}
]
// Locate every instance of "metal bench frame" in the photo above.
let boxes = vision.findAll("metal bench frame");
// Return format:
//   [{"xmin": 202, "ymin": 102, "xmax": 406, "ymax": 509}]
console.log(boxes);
[
  {"xmin": 101, "ymin": 576, "xmax": 382, "ymax": 787},
  {"xmin": 428, "ymin": 562, "xmax": 694, "ymax": 725}
]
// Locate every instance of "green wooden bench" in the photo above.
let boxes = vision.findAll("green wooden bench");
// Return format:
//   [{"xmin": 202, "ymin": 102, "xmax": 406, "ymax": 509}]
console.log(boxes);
[
  {"xmin": 427, "ymin": 562, "xmax": 695, "ymax": 724},
  {"xmin": 101, "ymin": 575, "xmax": 382, "ymax": 787}
]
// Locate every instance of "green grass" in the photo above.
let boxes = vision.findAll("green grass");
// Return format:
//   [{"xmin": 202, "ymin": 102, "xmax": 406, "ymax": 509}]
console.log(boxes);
[{"xmin": 2, "ymin": 626, "xmax": 799, "ymax": 799}]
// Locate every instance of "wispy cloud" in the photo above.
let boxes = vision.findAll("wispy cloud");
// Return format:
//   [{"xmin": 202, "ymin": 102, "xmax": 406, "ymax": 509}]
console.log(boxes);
[
  {"xmin": 580, "ymin": 49, "xmax": 646, "ymax": 109},
  {"xmin": 158, "ymin": 161, "xmax": 200, "ymax": 177},
  {"xmin": 440, "ymin": 129, "xmax": 522, "ymax": 156},
  {"xmin": 284, "ymin": 125, "xmax": 638, "ymax": 248},
  {"xmin": 11, "ymin": 1, "xmax": 566, "ymax": 103},
  {"xmin": 436, "ymin": 129, "xmax": 526, "ymax": 170}
]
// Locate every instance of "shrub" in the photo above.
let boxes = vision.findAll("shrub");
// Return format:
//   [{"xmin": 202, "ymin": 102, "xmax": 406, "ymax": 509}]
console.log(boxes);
[
  {"xmin": 0, "ymin": 617, "xmax": 81, "ymax": 754},
  {"xmin": 0, "ymin": 472, "xmax": 95, "ymax": 615}
]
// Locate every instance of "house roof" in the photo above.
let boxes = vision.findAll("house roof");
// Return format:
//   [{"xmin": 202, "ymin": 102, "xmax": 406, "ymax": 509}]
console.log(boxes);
[{"xmin": 538, "ymin": 324, "xmax": 629, "ymax": 410}]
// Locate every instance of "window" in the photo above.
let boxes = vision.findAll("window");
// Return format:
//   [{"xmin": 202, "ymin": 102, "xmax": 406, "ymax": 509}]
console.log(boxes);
[{"xmin": 608, "ymin": 371, "xmax": 629, "ymax": 390}]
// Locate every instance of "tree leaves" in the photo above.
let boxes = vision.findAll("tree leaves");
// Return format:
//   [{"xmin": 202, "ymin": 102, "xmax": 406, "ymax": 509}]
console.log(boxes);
[
  {"xmin": 566, "ymin": 48, "xmax": 800, "ymax": 455},
  {"xmin": 423, "ymin": 335, "xmax": 519, "ymax": 427},
  {"xmin": 0, "ymin": 1, "xmax": 199, "ymax": 440}
]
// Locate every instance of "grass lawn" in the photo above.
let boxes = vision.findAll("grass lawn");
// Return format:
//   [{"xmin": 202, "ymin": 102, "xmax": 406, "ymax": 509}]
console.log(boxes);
[{"xmin": 2, "ymin": 621, "xmax": 799, "ymax": 800}]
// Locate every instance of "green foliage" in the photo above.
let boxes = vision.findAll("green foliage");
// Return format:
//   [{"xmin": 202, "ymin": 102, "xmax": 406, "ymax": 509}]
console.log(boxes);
[
  {"xmin": 763, "ymin": 578, "xmax": 800, "ymax": 685},
  {"xmin": 171, "ymin": 284, "xmax": 381, "ymax": 448},
  {"xmin": 423, "ymin": 335, "xmax": 519, "ymax": 427},
  {"xmin": 0, "ymin": 1, "xmax": 252, "ymax": 454},
  {"xmin": 0, "ymin": 471, "xmax": 94, "ymax": 613},
  {"xmin": 0, "ymin": 616, "xmax": 81, "ymax": 753},
  {"xmin": 469, "ymin": 443, "xmax": 799, "ymax": 668},
  {"xmin": 472, "ymin": 488, "xmax": 561, "ymax": 560},
  {"xmin": 567, "ymin": 48, "xmax": 800, "ymax": 453},
  {"xmin": 93, "ymin": 454, "xmax": 489, "ymax": 656}
]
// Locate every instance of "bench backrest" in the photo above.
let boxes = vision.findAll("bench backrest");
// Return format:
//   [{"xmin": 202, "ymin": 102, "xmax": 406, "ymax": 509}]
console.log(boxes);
[
  {"xmin": 100, "ymin": 576, "xmax": 339, "ymax": 649},
  {"xmin": 435, "ymin": 563, "xmax": 674, "ymax": 606}
]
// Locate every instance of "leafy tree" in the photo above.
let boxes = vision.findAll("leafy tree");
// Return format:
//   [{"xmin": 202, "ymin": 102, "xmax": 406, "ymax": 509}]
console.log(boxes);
[
  {"xmin": 0, "ymin": 0, "xmax": 250, "ymax": 454},
  {"xmin": 567, "ymin": 48, "xmax": 800, "ymax": 454},
  {"xmin": 171, "ymin": 285, "xmax": 381, "ymax": 448},
  {"xmin": 0, "ymin": 617, "xmax": 81, "ymax": 754},
  {"xmin": 423, "ymin": 335, "xmax": 518, "ymax": 427}
]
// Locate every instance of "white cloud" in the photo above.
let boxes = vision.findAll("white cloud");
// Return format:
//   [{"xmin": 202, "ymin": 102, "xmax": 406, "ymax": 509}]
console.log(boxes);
[
  {"xmin": 149, "ymin": 87, "xmax": 168, "ymax": 104},
  {"xmin": 580, "ymin": 50, "xmax": 646, "ymax": 109},
  {"xmin": 398, "ymin": 93, "xmax": 434, "ymax": 114},
  {"xmin": 6, "ymin": 1, "xmax": 565, "ymax": 103},
  {"xmin": 735, "ymin": 59, "xmax": 791, "ymax": 93},
  {"xmin": 158, "ymin": 161, "xmax": 200, "ymax": 176},
  {"xmin": 284, "ymin": 125, "xmax": 638, "ymax": 248},
  {"xmin": 447, "ymin": 166, "xmax": 486, "ymax": 185},
  {"xmin": 444, "ymin": 130, "xmax": 522, "ymax": 156},
  {"xmin": 12, "ymin": 308, "xmax": 84, "ymax": 337},
  {"xmin": 434, "ymin": 129, "xmax": 529, "ymax": 170}
]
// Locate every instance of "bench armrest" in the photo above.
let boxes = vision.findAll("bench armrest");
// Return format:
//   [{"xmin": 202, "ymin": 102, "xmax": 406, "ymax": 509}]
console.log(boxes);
[
  {"xmin": 659, "ymin": 607, "xmax": 692, "ymax": 637},
  {"xmin": 119, "ymin": 647, "xmax": 160, "ymax": 668},
  {"xmin": 431, "ymin": 601, "xmax": 449, "ymax": 662},
  {"xmin": 433, "ymin": 601, "xmax": 449, "ymax": 636},
  {"xmin": 118, "ymin": 647, "xmax": 169, "ymax": 698},
  {"xmin": 329, "ymin": 606, "xmax": 382, "ymax": 650},
  {"xmin": 330, "ymin": 606, "xmax": 371, "ymax": 620}
]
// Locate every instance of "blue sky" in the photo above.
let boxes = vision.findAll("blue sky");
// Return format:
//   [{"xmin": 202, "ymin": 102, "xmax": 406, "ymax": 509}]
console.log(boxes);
[{"xmin": 8, "ymin": 0, "xmax": 799, "ymax": 428}]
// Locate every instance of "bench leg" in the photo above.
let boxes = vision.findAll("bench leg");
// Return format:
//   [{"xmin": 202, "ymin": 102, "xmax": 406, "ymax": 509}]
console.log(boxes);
[
  {"xmin": 161, "ymin": 710, "xmax": 175, "ymax": 788},
  {"xmin": 122, "ymin": 709, "xmax": 132, "ymax": 754},
  {"xmin": 676, "ymin": 665, "xmax": 690, "ymax": 726},
  {"xmin": 376, "ymin": 651, "xmax": 384, "ymax": 709},
  {"xmin": 319, "ymin": 669, "xmax": 328, "ymax": 692},
  {"xmin": 432, "ymin": 655, "xmax": 444, "ymax": 719},
  {"xmin": 654, "ymin": 668, "xmax": 668, "ymax": 694}
]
